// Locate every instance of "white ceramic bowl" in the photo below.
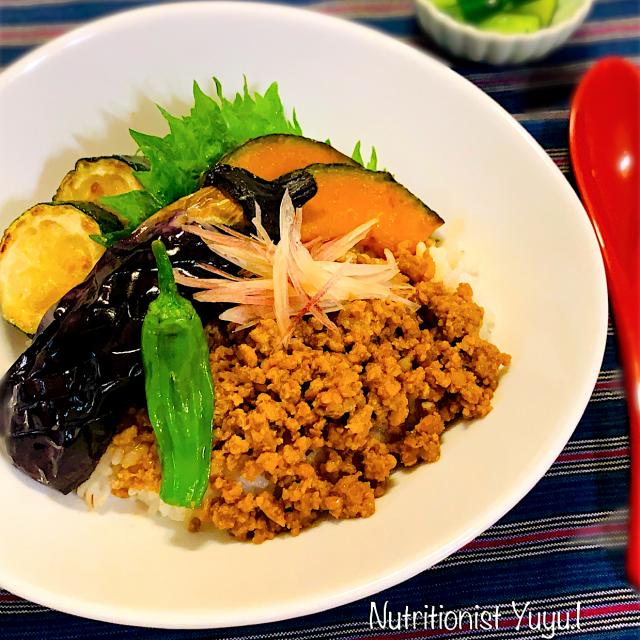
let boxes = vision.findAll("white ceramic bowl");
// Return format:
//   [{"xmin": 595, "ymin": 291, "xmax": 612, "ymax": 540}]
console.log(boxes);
[
  {"xmin": 415, "ymin": 0, "xmax": 594, "ymax": 65},
  {"xmin": 0, "ymin": 1, "xmax": 606, "ymax": 629}
]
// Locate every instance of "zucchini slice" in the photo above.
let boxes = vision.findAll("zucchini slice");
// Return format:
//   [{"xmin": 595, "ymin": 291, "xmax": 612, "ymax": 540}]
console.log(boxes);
[
  {"xmin": 0, "ymin": 203, "xmax": 111, "ymax": 334},
  {"xmin": 298, "ymin": 164, "xmax": 444, "ymax": 255},
  {"xmin": 221, "ymin": 134, "xmax": 357, "ymax": 180},
  {"xmin": 54, "ymin": 155, "xmax": 149, "ymax": 210},
  {"xmin": 61, "ymin": 201, "xmax": 122, "ymax": 234}
]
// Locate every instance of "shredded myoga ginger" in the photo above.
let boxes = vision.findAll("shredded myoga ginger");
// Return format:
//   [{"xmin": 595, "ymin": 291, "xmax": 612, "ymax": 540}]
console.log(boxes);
[
  {"xmin": 175, "ymin": 192, "xmax": 417, "ymax": 342},
  {"xmin": 107, "ymin": 239, "xmax": 511, "ymax": 543}
]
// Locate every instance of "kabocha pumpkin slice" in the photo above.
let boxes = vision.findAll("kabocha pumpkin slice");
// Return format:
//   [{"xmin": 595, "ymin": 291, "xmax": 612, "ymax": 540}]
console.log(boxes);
[
  {"xmin": 298, "ymin": 164, "xmax": 444, "ymax": 255},
  {"xmin": 54, "ymin": 156, "xmax": 149, "ymax": 221},
  {"xmin": 0, "ymin": 203, "xmax": 118, "ymax": 334},
  {"xmin": 221, "ymin": 134, "xmax": 357, "ymax": 180}
]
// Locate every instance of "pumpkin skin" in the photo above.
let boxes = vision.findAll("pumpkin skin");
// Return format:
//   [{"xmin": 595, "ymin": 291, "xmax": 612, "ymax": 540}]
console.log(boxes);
[
  {"xmin": 298, "ymin": 164, "xmax": 444, "ymax": 255},
  {"xmin": 221, "ymin": 134, "xmax": 357, "ymax": 180}
]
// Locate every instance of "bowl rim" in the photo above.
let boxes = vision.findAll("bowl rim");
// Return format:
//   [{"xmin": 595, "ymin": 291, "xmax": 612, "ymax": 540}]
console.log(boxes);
[
  {"xmin": 0, "ymin": 0, "xmax": 608, "ymax": 629},
  {"xmin": 414, "ymin": 0, "xmax": 594, "ymax": 42}
]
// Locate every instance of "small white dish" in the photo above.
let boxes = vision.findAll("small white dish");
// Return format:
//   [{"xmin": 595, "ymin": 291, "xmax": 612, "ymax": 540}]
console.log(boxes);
[
  {"xmin": 0, "ymin": 1, "xmax": 606, "ymax": 629},
  {"xmin": 415, "ymin": 0, "xmax": 594, "ymax": 65}
]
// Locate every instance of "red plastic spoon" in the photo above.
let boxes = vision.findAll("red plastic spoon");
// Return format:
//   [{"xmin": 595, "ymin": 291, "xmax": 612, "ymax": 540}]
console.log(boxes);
[{"xmin": 570, "ymin": 57, "xmax": 640, "ymax": 588}]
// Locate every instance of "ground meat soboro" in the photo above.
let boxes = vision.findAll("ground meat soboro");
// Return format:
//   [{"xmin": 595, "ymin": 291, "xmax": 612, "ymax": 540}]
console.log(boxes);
[{"xmin": 108, "ymin": 247, "xmax": 510, "ymax": 542}]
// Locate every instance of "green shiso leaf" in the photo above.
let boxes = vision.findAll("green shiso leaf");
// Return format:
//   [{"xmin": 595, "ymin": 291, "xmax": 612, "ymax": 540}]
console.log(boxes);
[
  {"xmin": 100, "ymin": 190, "xmax": 158, "ymax": 228},
  {"xmin": 104, "ymin": 77, "xmax": 301, "ymax": 236},
  {"xmin": 366, "ymin": 146, "xmax": 378, "ymax": 171},
  {"xmin": 351, "ymin": 141, "xmax": 378, "ymax": 171},
  {"xmin": 351, "ymin": 141, "xmax": 364, "ymax": 166}
]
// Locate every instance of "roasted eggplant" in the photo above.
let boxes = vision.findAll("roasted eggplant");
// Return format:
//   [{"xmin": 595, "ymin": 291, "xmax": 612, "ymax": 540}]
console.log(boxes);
[
  {"xmin": 203, "ymin": 164, "xmax": 316, "ymax": 241},
  {"xmin": 0, "ymin": 168, "xmax": 318, "ymax": 493},
  {"xmin": 0, "ymin": 217, "xmax": 219, "ymax": 493}
]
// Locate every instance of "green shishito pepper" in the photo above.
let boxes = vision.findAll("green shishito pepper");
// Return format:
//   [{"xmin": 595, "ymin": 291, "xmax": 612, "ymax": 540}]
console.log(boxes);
[{"xmin": 142, "ymin": 240, "xmax": 215, "ymax": 508}]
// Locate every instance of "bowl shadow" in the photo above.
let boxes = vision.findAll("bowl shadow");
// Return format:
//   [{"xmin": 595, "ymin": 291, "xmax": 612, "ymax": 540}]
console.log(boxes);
[{"xmin": 2, "ymin": 90, "xmax": 191, "ymax": 221}]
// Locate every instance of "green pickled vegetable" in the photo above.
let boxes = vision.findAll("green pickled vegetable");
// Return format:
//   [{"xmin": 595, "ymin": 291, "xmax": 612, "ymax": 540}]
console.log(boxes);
[
  {"xmin": 451, "ymin": 0, "xmax": 558, "ymax": 31},
  {"xmin": 459, "ymin": 0, "xmax": 510, "ymax": 21},
  {"xmin": 142, "ymin": 240, "xmax": 215, "ymax": 508},
  {"xmin": 478, "ymin": 12, "xmax": 541, "ymax": 32},
  {"xmin": 512, "ymin": 0, "xmax": 558, "ymax": 26}
]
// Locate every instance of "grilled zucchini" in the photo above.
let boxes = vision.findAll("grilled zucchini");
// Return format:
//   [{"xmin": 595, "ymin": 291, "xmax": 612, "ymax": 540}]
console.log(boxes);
[
  {"xmin": 54, "ymin": 156, "xmax": 149, "ymax": 218},
  {"xmin": 0, "ymin": 203, "xmax": 119, "ymax": 334}
]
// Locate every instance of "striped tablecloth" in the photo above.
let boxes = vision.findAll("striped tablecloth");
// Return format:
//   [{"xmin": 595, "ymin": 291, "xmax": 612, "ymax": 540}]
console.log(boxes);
[{"xmin": 1, "ymin": 1, "xmax": 639, "ymax": 638}]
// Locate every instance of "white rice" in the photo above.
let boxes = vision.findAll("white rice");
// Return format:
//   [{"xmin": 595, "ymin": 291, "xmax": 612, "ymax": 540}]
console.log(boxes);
[
  {"xmin": 429, "ymin": 218, "xmax": 495, "ymax": 340},
  {"xmin": 77, "ymin": 439, "xmax": 190, "ymax": 522},
  {"xmin": 238, "ymin": 473, "xmax": 271, "ymax": 493},
  {"xmin": 76, "ymin": 442, "xmax": 121, "ymax": 509}
]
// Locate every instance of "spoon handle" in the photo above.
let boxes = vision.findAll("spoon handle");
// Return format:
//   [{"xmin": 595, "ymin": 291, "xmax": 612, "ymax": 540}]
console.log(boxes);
[
  {"xmin": 602, "ymin": 230, "xmax": 640, "ymax": 586},
  {"xmin": 627, "ymin": 386, "xmax": 639, "ymax": 588},
  {"xmin": 615, "ymin": 292, "xmax": 640, "ymax": 587},
  {"xmin": 601, "ymin": 211, "xmax": 640, "ymax": 587}
]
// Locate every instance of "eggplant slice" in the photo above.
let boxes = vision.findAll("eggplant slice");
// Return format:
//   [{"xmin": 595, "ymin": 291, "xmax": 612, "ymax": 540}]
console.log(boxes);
[
  {"xmin": 0, "ymin": 168, "xmax": 317, "ymax": 493},
  {"xmin": 203, "ymin": 164, "xmax": 316, "ymax": 242}
]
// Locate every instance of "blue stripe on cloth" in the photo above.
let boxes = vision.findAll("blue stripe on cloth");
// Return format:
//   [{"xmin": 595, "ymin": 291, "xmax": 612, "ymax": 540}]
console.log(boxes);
[
  {"xmin": 0, "ymin": 46, "xmax": 28, "ymax": 66},
  {"xmin": 589, "ymin": 0, "xmax": 640, "ymax": 20},
  {"xmin": 0, "ymin": 0, "xmax": 636, "ymax": 25},
  {"xmin": 0, "ymin": 0, "xmax": 320, "ymax": 26},
  {"xmin": 0, "ymin": 1, "xmax": 639, "ymax": 639},
  {"xmin": 0, "ymin": 0, "xmax": 223, "ymax": 25},
  {"xmin": 518, "ymin": 118, "xmax": 571, "ymax": 149}
]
